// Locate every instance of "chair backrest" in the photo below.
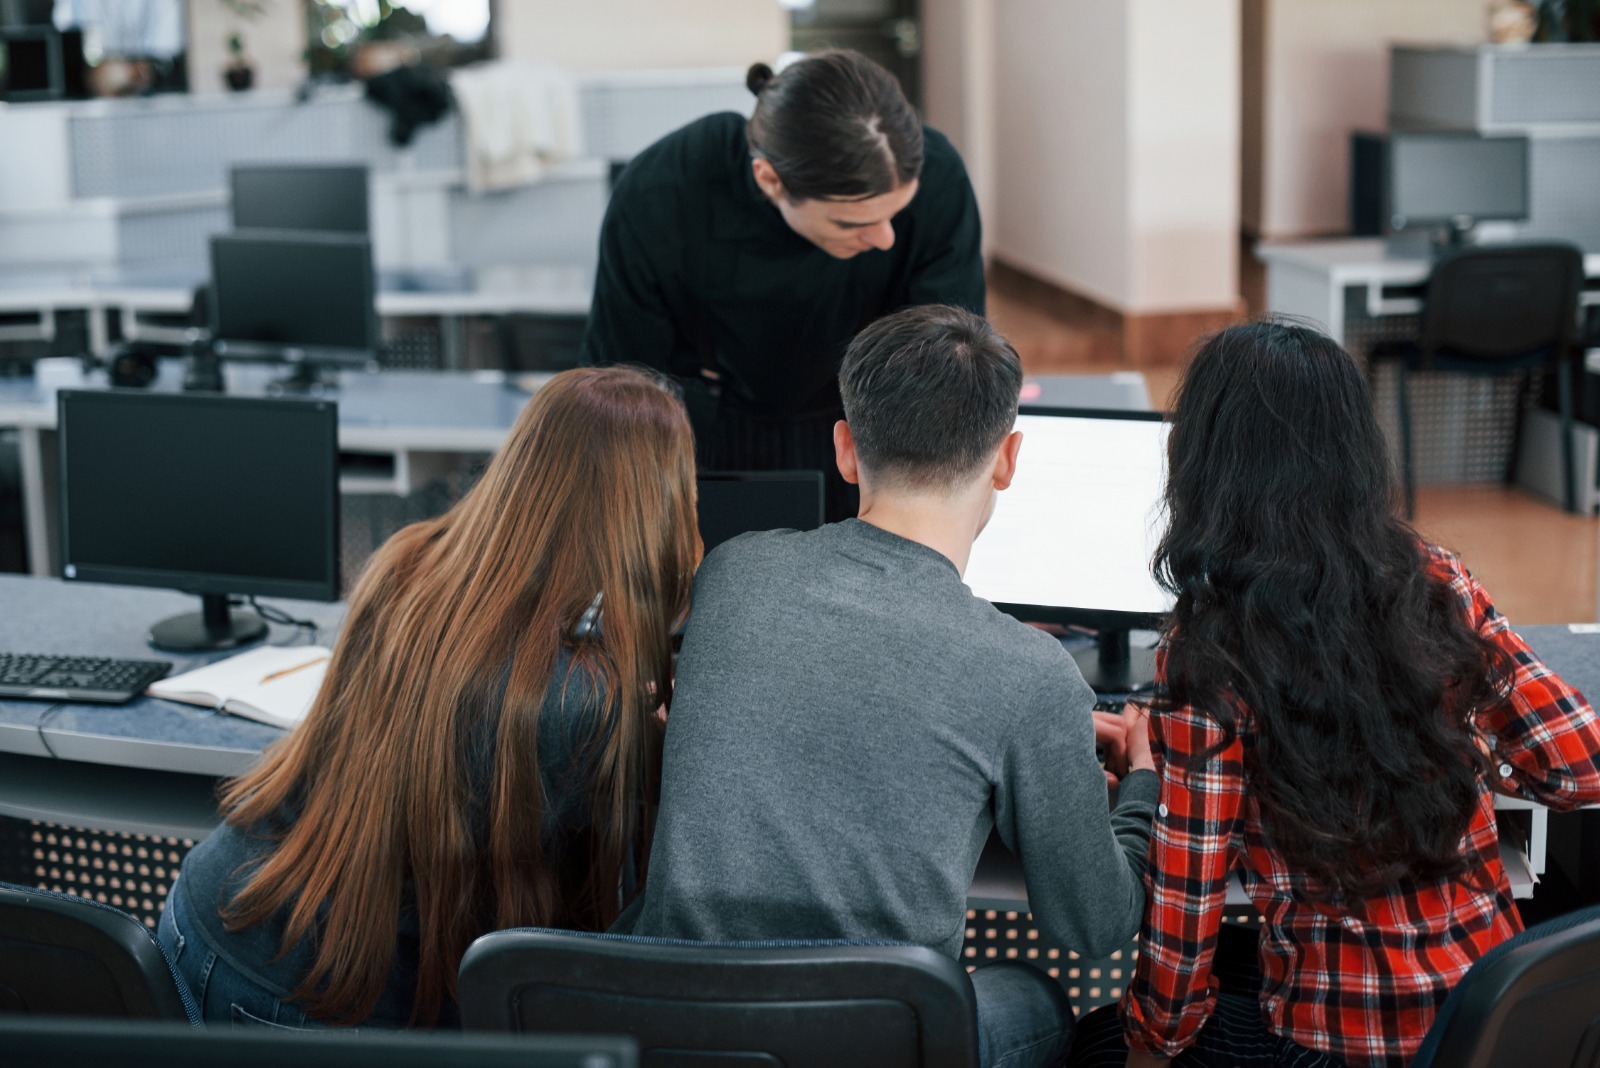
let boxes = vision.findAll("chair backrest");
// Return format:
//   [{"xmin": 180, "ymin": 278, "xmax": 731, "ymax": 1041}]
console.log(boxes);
[
  {"xmin": 1411, "ymin": 902, "xmax": 1600, "ymax": 1068},
  {"xmin": 0, "ymin": 1016, "xmax": 637, "ymax": 1068},
  {"xmin": 1422, "ymin": 243, "xmax": 1584, "ymax": 363},
  {"xmin": 0, "ymin": 882, "xmax": 199, "ymax": 1025},
  {"xmin": 457, "ymin": 928, "xmax": 980, "ymax": 1068}
]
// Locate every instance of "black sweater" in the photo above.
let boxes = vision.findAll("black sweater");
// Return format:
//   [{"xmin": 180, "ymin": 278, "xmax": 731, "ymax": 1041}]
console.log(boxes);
[{"xmin": 581, "ymin": 112, "xmax": 985, "ymax": 416}]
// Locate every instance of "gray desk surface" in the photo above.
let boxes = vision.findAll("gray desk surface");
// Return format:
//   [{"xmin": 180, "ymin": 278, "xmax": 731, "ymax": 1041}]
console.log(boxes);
[
  {"xmin": 1021, "ymin": 372, "xmax": 1151, "ymax": 412},
  {"xmin": 0, "ymin": 576, "xmax": 345, "ymax": 779},
  {"xmin": 4, "ymin": 569, "xmax": 1595, "ymax": 855}
]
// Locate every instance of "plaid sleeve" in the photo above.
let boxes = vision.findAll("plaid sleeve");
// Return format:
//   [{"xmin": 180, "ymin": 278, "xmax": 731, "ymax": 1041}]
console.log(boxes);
[
  {"xmin": 1439, "ymin": 549, "xmax": 1600, "ymax": 809},
  {"xmin": 1121, "ymin": 686, "xmax": 1246, "ymax": 1056}
]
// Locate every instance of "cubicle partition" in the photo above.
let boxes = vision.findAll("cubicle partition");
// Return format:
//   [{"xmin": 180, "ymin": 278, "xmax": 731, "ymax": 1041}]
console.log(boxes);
[
  {"xmin": 1390, "ymin": 44, "xmax": 1600, "ymax": 253},
  {"xmin": 0, "ymin": 70, "xmax": 754, "ymax": 273}
]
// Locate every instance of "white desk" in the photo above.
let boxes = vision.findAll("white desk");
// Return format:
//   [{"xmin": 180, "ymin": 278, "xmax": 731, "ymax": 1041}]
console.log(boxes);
[
  {"xmin": 1257, "ymin": 238, "xmax": 1600, "ymax": 348},
  {"xmin": 0, "ymin": 263, "xmax": 593, "ymax": 361},
  {"xmin": 1258, "ymin": 238, "xmax": 1600, "ymax": 500},
  {"xmin": 0, "ymin": 362, "xmax": 553, "ymax": 577},
  {"xmin": 0, "ymin": 366, "xmax": 1153, "ymax": 579}
]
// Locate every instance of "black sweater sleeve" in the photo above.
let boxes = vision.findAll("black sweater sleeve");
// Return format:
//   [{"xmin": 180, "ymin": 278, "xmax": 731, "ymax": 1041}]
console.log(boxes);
[
  {"xmin": 906, "ymin": 131, "xmax": 986, "ymax": 317},
  {"xmin": 580, "ymin": 188, "xmax": 678, "ymax": 373}
]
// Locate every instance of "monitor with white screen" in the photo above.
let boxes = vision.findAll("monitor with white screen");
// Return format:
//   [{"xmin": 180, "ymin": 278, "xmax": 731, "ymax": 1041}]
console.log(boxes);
[{"xmin": 963, "ymin": 407, "xmax": 1172, "ymax": 692}]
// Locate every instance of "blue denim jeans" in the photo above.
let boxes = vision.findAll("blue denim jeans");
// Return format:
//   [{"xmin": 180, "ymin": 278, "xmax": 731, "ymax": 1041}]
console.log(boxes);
[
  {"xmin": 971, "ymin": 961, "xmax": 1075, "ymax": 1068},
  {"xmin": 158, "ymin": 876, "xmax": 336, "ymax": 1030}
]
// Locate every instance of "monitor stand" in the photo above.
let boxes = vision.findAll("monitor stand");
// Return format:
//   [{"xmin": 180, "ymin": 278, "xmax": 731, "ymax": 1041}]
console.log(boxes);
[
  {"xmin": 1071, "ymin": 628, "xmax": 1158, "ymax": 695},
  {"xmin": 266, "ymin": 361, "xmax": 339, "ymax": 394},
  {"xmin": 149, "ymin": 593, "xmax": 268, "ymax": 653},
  {"xmin": 1430, "ymin": 217, "xmax": 1478, "ymax": 257}
]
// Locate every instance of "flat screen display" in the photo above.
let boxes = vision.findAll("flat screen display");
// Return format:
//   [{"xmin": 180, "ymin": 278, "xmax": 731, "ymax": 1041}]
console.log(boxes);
[
  {"xmin": 697, "ymin": 471, "xmax": 825, "ymax": 554},
  {"xmin": 3, "ymin": 34, "xmax": 53, "ymax": 94},
  {"xmin": 210, "ymin": 231, "xmax": 376, "ymax": 358},
  {"xmin": 1389, "ymin": 133, "xmax": 1530, "ymax": 229},
  {"xmin": 231, "ymin": 164, "xmax": 370, "ymax": 234},
  {"xmin": 59, "ymin": 390, "xmax": 339, "ymax": 599},
  {"xmin": 963, "ymin": 408, "xmax": 1172, "ymax": 620}
]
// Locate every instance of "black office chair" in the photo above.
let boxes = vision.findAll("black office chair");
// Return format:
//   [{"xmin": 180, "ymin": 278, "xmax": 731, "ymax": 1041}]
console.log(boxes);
[
  {"xmin": 0, "ymin": 1016, "xmax": 637, "ymax": 1068},
  {"xmin": 1369, "ymin": 243, "xmax": 1586, "ymax": 517},
  {"xmin": 1410, "ymin": 902, "xmax": 1600, "ymax": 1067},
  {"xmin": 0, "ymin": 881, "xmax": 200, "ymax": 1025},
  {"xmin": 457, "ymin": 928, "xmax": 980, "ymax": 1068}
]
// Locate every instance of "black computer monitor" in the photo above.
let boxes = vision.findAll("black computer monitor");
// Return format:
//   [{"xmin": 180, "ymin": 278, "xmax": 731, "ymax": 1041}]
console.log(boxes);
[
  {"xmin": 1, "ymin": 28, "xmax": 59, "ymax": 101},
  {"xmin": 58, "ymin": 390, "xmax": 340, "ymax": 652},
  {"xmin": 231, "ymin": 163, "xmax": 371, "ymax": 234},
  {"xmin": 697, "ymin": 471, "xmax": 826, "ymax": 554},
  {"xmin": 210, "ymin": 230, "xmax": 378, "ymax": 388},
  {"xmin": 963, "ymin": 407, "xmax": 1173, "ymax": 693},
  {"xmin": 0, "ymin": 1017, "xmax": 636, "ymax": 1068},
  {"xmin": 1387, "ymin": 132, "xmax": 1530, "ymax": 245}
]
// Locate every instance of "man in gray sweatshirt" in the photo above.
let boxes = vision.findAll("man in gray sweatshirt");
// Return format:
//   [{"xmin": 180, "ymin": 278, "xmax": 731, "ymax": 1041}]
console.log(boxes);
[{"xmin": 622, "ymin": 304, "xmax": 1158, "ymax": 1068}]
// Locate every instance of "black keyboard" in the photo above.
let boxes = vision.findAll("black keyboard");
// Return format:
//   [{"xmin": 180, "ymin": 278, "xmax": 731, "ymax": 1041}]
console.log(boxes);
[{"xmin": 0, "ymin": 653, "xmax": 172, "ymax": 704}]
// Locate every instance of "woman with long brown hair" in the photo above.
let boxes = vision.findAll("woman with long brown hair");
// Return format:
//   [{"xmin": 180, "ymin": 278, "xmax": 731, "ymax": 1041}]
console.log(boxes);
[{"xmin": 158, "ymin": 366, "xmax": 700, "ymax": 1029}]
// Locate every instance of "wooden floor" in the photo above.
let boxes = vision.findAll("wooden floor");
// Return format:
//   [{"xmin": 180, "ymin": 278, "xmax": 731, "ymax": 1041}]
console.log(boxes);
[{"xmin": 988, "ymin": 271, "xmax": 1599, "ymax": 625}]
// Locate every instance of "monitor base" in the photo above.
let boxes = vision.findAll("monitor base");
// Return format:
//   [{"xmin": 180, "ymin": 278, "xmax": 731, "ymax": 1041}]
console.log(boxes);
[
  {"xmin": 265, "ymin": 362, "xmax": 341, "ymax": 394},
  {"xmin": 149, "ymin": 594, "xmax": 267, "ymax": 653},
  {"xmin": 1071, "ymin": 630, "xmax": 1158, "ymax": 695}
]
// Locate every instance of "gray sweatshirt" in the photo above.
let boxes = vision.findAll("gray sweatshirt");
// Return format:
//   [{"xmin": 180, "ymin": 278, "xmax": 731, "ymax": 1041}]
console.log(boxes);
[{"xmin": 623, "ymin": 519, "xmax": 1157, "ymax": 959}]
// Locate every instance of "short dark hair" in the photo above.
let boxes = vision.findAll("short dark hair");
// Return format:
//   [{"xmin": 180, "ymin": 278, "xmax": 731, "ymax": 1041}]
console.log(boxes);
[
  {"xmin": 839, "ymin": 305, "xmax": 1022, "ymax": 489},
  {"xmin": 745, "ymin": 51, "xmax": 923, "ymax": 202}
]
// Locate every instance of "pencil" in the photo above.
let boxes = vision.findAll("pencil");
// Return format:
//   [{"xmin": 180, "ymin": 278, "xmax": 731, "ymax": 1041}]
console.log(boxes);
[{"xmin": 259, "ymin": 655, "xmax": 330, "ymax": 685}]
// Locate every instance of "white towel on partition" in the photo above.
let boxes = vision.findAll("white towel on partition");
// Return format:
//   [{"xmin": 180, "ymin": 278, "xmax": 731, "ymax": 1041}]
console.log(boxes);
[{"xmin": 450, "ymin": 61, "xmax": 585, "ymax": 193}]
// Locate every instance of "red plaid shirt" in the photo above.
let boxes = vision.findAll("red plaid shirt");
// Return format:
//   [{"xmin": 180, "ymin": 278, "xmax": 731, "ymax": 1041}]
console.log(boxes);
[{"xmin": 1122, "ymin": 547, "xmax": 1600, "ymax": 1067}]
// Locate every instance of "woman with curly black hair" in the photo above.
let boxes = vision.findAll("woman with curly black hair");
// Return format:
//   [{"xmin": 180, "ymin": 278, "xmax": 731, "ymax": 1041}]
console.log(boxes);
[{"xmin": 1071, "ymin": 321, "xmax": 1600, "ymax": 1068}]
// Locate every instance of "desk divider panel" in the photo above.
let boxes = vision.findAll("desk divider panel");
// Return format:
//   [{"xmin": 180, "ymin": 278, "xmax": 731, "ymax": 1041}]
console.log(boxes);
[
  {"xmin": 0, "ymin": 814, "xmax": 190, "ymax": 930},
  {"xmin": 1344, "ymin": 289, "xmax": 1533, "ymax": 486}
]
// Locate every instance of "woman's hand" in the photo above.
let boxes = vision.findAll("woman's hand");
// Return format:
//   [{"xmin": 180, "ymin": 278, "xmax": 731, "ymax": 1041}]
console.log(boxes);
[
  {"xmin": 1094, "ymin": 710, "xmax": 1129, "ymax": 786},
  {"xmin": 1124, "ymin": 701, "xmax": 1155, "ymax": 774}
]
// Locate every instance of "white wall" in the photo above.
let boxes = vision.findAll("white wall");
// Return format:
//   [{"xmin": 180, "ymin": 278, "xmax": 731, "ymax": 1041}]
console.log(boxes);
[
  {"xmin": 989, "ymin": 0, "xmax": 1239, "ymax": 314},
  {"xmin": 1251, "ymin": 0, "xmax": 1484, "ymax": 238},
  {"xmin": 992, "ymin": 0, "xmax": 1130, "ymax": 309},
  {"xmin": 921, "ymin": 0, "xmax": 996, "ymax": 250},
  {"xmin": 186, "ymin": 0, "xmax": 306, "ymax": 95},
  {"xmin": 497, "ymin": 0, "xmax": 787, "ymax": 70},
  {"xmin": 1127, "ymin": 0, "xmax": 1239, "ymax": 312}
]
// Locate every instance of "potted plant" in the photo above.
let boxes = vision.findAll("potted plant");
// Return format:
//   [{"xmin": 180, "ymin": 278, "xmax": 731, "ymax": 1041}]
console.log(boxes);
[{"xmin": 224, "ymin": 32, "xmax": 255, "ymax": 90}]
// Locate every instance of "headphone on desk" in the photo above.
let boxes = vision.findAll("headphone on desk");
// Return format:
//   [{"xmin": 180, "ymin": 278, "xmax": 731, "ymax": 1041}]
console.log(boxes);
[{"xmin": 108, "ymin": 346, "xmax": 158, "ymax": 389}]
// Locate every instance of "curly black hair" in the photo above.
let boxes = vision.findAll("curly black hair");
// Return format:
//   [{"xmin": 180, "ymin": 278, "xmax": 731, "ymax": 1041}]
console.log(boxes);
[{"xmin": 1151, "ymin": 320, "xmax": 1515, "ymax": 901}]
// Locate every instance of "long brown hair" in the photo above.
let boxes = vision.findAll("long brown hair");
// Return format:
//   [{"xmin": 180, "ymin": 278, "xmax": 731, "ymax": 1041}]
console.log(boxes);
[{"xmin": 217, "ymin": 366, "xmax": 700, "ymax": 1025}]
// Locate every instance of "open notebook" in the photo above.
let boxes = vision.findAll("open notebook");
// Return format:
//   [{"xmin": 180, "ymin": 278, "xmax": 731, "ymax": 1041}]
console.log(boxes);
[{"xmin": 146, "ymin": 646, "xmax": 331, "ymax": 730}]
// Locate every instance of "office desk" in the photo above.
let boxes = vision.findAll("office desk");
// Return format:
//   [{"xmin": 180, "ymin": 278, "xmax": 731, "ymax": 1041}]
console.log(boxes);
[
  {"xmin": 1021, "ymin": 372, "xmax": 1150, "ymax": 411},
  {"xmin": 5, "ymin": 571, "xmax": 1593, "ymax": 878},
  {"xmin": 0, "ymin": 367, "xmax": 1150, "ymax": 579},
  {"xmin": 0, "ymin": 362, "xmax": 552, "ymax": 577},
  {"xmin": 1258, "ymin": 238, "xmax": 1600, "ymax": 496},
  {"xmin": 0, "ymin": 263, "xmax": 593, "ymax": 361},
  {"xmin": 971, "ymin": 619, "xmax": 1600, "ymax": 911},
  {"xmin": 0, "ymin": 576, "xmax": 345, "ymax": 840},
  {"xmin": 1257, "ymin": 239, "xmax": 1600, "ymax": 349}
]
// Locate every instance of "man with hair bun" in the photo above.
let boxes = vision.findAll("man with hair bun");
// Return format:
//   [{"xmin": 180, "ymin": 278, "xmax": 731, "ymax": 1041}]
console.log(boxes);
[
  {"xmin": 620, "ymin": 306, "xmax": 1157, "ymax": 1068},
  {"xmin": 581, "ymin": 50, "xmax": 984, "ymax": 519}
]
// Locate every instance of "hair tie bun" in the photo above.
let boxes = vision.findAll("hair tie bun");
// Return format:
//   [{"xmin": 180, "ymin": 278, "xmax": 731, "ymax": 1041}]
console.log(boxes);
[{"xmin": 746, "ymin": 62, "xmax": 774, "ymax": 96}]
